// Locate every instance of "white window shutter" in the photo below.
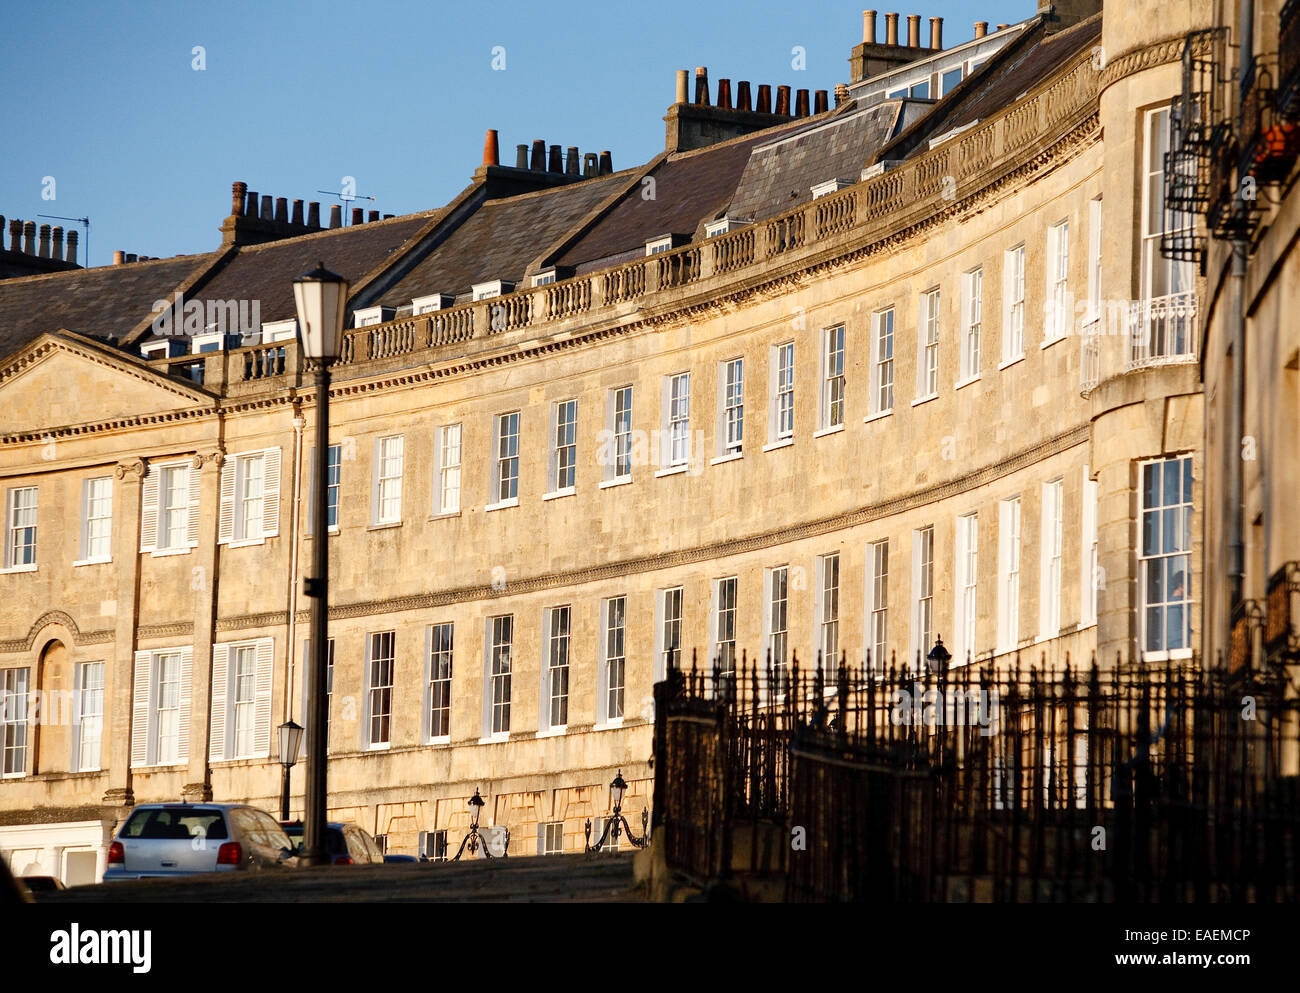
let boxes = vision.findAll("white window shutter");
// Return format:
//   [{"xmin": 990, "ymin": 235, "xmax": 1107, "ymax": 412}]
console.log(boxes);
[
  {"xmin": 139, "ymin": 469, "xmax": 159, "ymax": 553},
  {"xmin": 261, "ymin": 447, "xmax": 282, "ymax": 538},
  {"xmin": 70, "ymin": 663, "xmax": 83, "ymax": 773},
  {"xmin": 254, "ymin": 638, "xmax": 273, "ymax": 756},
  {"xmin": 209, "ymin": 644, "xmax": 228, "ymax": 761},
  {"xmin": 131, "ymin": 650, "xmax": 152, "ymax": 766},
  {"xmin": 177, "ymin": 646, "xmax": 193, "ymax": 762},
  {"xmin": 370, "ymin": 439, "xmax": 381, "ymax": 524},
  {"xmin": 421, "ymin": 626, "xmax": 432, "ymax": 743},
  {"xmin": 218, "ymin": 460, "xmax": 235, "ymax": 544},
  {"xmin": 186, "ymin": 466, "xmax": 200, "ymax": 547}
]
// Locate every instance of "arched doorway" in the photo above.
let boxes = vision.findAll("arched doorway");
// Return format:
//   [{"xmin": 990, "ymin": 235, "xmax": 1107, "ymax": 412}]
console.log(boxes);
[{"xmin": 34, "ymin": 640, "xmax": 72, "ymax": 775}]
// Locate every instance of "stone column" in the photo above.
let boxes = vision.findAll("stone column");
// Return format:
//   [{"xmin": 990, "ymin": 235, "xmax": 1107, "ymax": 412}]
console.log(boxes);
[
  {"xmin": 103, "ymin": 459, "xmax": 144, "ymax": 807},
  {"xmin": 183, "ymin": 450, "xmax": 224, "ymax": 802}
]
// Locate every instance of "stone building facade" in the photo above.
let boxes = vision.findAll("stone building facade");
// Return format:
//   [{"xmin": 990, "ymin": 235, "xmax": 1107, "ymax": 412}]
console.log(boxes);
[{"xmin": 3, "ymin": 0, "xmax": 1283, "ymax": 884}]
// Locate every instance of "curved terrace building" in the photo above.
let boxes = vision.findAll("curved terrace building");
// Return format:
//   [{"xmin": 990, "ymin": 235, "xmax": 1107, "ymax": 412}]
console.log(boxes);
[{"xmin": 5, "ymin": 0, "xmax": 1295, "ymax": 884}]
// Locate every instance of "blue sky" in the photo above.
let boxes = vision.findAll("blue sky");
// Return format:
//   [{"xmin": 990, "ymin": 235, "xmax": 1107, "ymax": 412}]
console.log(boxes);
[{"xmin": 0, "ymin": 0, "xmax": 1025, "ymax": 265}]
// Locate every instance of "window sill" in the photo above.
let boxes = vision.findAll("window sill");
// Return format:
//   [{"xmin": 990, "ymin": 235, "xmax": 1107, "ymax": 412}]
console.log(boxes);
[
  {"xmin": 1040, "ymin": 334, "xmax": 1066, "ymax": 350},
  {"xmin": 997, "ymin": 354, "xmax": 1026, "ymax": 371},
  {"xmin": 762, "ymin": 437, "xmax": 794, "ymax": 452},
  {"xmin": 598, "ymin": 476, "xmax": 632, "ymax": 489},
  {"xmin": 593, "ymin": 718, "xmax": 625, "ymax": 731},
  {"xmin": 535, "ymin": 726, "xmax": 568, "ymax": 739},
  {"xmin": 813, "ymin": 423, "xmax": 845, "ymax": 439},
  {"xmin": 73, "ymin": 557, "xmax": 112, "ymax": 567},
  {"xmin": 307, "ymin": 526, "xmax": 341, "ymax": 537},
  {"xmin": 224, "ymin": 538, "xmax": 264, "ymax": 549},
  {"xmin": 1141, "ymin": 648, "xmax": 1194, "ymax": 663},
  {"xmin": 366, "ymin": 741, "xmax": 391, "ymax": 751},
  {"xmin": 912, "ymin": 392, "xmax": 939, "ymax": 407},
  {"xmin": 367, "ymin": 520, "xmax": 403, "ymax": 531},
  {"xmin": 484, "ymin": 498, "xmax": 519, "ymax": 512},
  {"xmin": 0, "ymin": 564, "xmax": 37, "ymax": 574},
  {"xmin": 428, "ymin": 511, "xmax": 460, "ymax": 521},
  {"xmin": 654, "ymin": 464, "xmax": 689, "ymax": 478},
  {"xmin": 542, "ymin": 488, "xmax": 576, "ymax": 502},
  {"xmin": 710, "ymin": 451, "xmax": 743, "ymax": 466},
  {"xmin": 954, "ymin": 374, "xmax": 981, "ymax": 391},
  {"xmin": 478, "ymin": 733, "xmax": 511, "ymax": 745},
  {"xmin": 148, "ymin": 547, "xmax": 190, "ymax": 558},
  {"xmin": 425, "ymin": 735, "xmax": 451, "ymax": 746},
  {"xmin": 863, "ymin": 410, "xmax": 892, "ymax": 425}
]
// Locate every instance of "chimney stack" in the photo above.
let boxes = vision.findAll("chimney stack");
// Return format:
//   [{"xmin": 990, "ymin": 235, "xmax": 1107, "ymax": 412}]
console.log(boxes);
[
  {"xmin": 565, "ymin": 146, "xmax": 580, "ymax": 175},
  {"xmin": 350, "ymin": 207, "xmax": 363, "ymax": 225},
  {"xmin": 583, "ymin": 152, "xmax": 598, "ymax": 177},
  {"xmin": 907, "ymin": 14, "xmax": 920, "ymax": 46},
  {"xmin": 368, "ymin": 210, "xmax": 379, "ymax": 222},
  {"xmin": 694, "ymin": 66, "xmax": 710, "ymax": 105},
  {"xmin": 814, "ymin": 89, "xmax": 829, "ymax": 114},
  {"xmin": 675, "ymin": 69, "xmax": 689, "ymax": 104},
  {"xmin": 863, "ymin": 9, "xmax": 878, "ymax": 42},
  {"xmin": 51, "ymin": 226, "xmax": 63, "ymax": 260},
  {"xmin": 231, "ymin": 181, "xmax": 247, "ymax": 217},
  {"xmin": 775, "ymin": 85, "xmax": 791, "ymax": 115},
  {"xmin": 737, "ymin": 80, "xmax": 752, "ymax": 111},
  {"xmin": 483, "ymin": 128, "xmax": 500, "ymax": 167},
  {"xmin": 598, "ymin": 150, "xmax": 613, "ymax": 175},
  {"xmin": 66, "ymin": 229, "xmax": 78, "ymax": 264},
  {"xmin": 260, "ymin": 195, "xmax": 273, "ymax": 221},
  {"xmin": 113, "ymin": 250, "xmax": 125, "ymax": 265},
  {"xmin": 530, "ymin": 139, "xmax": 546, "ymax": 171},
  {"xmin": 7, "ymin": 220, "xmax": 19, "ymax": 252},
  {"xmin": 515, "ymin": 144, "xmax": 529, "ymax": 168},
  {"xmin": 974, "ymin": 21, "xmax": 988, "ymax": 38},
  {"xmin": 930, "ymin": 16, "xmax": 943, "ymax": 48},
  {"xmin": 37, "ymin": 224, "xmax": 50, "ymax": 259},
  {"xmin": 246, "ymin": 190, "xmax": 259, "ymax": 216},
  {"xmin": 756, "ymin": 83, "xmax": 772, "ymax": 113},
  {"xmin": 292, "ymin": 199, "xmax": 304, "ymax": 225},
  {"xmin": 22, "ymin": 221, "xmax": 35, "ymax": 254},
  {"xmin": 795, "ymin": 88, "xmax": 810, "ymax": 117},
  {"xmin": 996, "ymin": 23, "xmax": 1009, "ymax": 30},
  {"xmin": 274, "ymin": 197, "xmax": 288, "ymax": 223},
  {"xmin": 308, "ymin": 202, "xmax": 321, "ymax": 227},
  {"xmin": 329, "ymin": 205, "xmax": 342, "ymax": 228},
  {"xmin": 885, "ymin": 12, "xmax": 899, "ymax": 45},
  {"xmin": 548, "ymin": 143, "xmax": 563, "ymax": 173},
  {"xmin": 125, "ymin": 253, "xmax": 137, "ymax": 263},
  {"xmin": 717, "ymin": 78, "xmax": 732, "ymax": 110},
  {"xmin": 835, "ymin": 82, "xmax": 849, "ymax": 107}
]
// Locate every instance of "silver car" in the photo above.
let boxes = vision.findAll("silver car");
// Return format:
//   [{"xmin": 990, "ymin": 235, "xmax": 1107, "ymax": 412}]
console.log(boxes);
[{"xmin": 103, "ymin": 803, "xmax": 299, "ymax": 881}]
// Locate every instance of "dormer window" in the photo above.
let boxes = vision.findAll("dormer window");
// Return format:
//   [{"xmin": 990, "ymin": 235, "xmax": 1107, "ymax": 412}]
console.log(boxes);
[
  {"xmin": 811, "ymin": 179, "xmax": 853, "ymax": 200},
  {"xmin": 191, "ymin": 331, "xmax": 227, "ymax": 355},
  {"xmin": 353, "ymin": 306, "xmax": 394, "ymax": 328},
  {"xmin": 141, "ymin": 340, "xmax": 177, "ymax": 360},
  {"xmin": 261, "ymin": 319, "xmax": 297, "ymax": 343},
  {"xmin": 530, "ymin": 266, "xmax": 572, "ymax": 287},
  {"xmin": 705, "ymin": 218, "xmax": 745, "ymax": 238},
  {"xmin": 412, "ymin": 293, "xmax": 456, "ymax": 314},
  {"xmin": 646, "ymin": 236, "xmax": 674, "ymax": 256},
  {"xmin": 472, "ymin": 280, "xmax": 514, "ymax": 301}
]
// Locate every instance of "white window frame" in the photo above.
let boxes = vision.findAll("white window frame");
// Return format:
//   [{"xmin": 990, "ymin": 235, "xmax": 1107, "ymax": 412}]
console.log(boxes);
[
  {"xmin": 1039, "ymin": 479, "xmax": 1064, "ymax": 640},
  {"xmin": 231, "ymin": 643, "xmax": 259, "ymax": 759},
  {"xmin": 603, "ymin": 386, "xmax": 634, "ymax": 484},
  {"xmin": 488, "ymin": 412, "xmax": 520, "ymax": 508},
  {"xmin": 76, "ymin": 476, "xmax": 113, "ymax": 565},
  {"xmin": 764, "ymin": 565, "xmax": 790, "ymax": 676},
  {"xmin": 960, "ymin": 268, "xmax": 982, "ymax": 384},
  {"xmin": 72, "ymin": 660, "xmax": 105, "ymax": 773},
  {"xmin": 645, "ymin": 235, "xmax": 673, "ymax": 256},
  {"xmin": 482, "ymin": 614, "xmax": 513, "ymax": 740},
  {"xmin": 598, "ymin": 596, "xmax": 627, "ymax": 726},
  {"xmin": 1, "ymin": 667, "xmax": 30, "ymax": 776},
  {"xmin": 434, "ymin": 424, "xmax": 462, "ymax": 516},
  {"xmin": 1044, "ymin": 220, "xmax": 1070, "ymax": 345},
  {"xmin": 233, "ymin": 452, "xmax": 266, "ymax": 544},
  {"xmin": 820, "ymin": 325, "xmax": 846, "ymax": 431},
  {"xmin": 353, "ymin": 306, "xmax": 392, "ymax": 328},
  {"xmin": 815, "ymin": 553, "xmax": 841, "ymax": 677},
  {"xmin": 1139, "ymin": 455, "xmax": 1194, "ymax": 659},
  {"xmin": 1081, "ymin": 465, "xmax": 1099, "ymax": 628},
  {"xmin": 655, "ymin": 586, "xmax": 684, "ymax": 682},
  {"xmin": 1137, "ymin": 107, "xmax": 1197, "ymax": 364},
  {"xmin": 715, "ymin": 358, "xmax": 744, "ymax": 459},
  {"xmin": 916, "ymin": 288, "xmax": 940, "ymax": 401},
  {"xmin": 547, "ymin": 400, "xmax": 578, "ymax": 497},
  {"xmin": 710, "ymin": 576, "xmax": 738, "ymax": 678},
  {"xmin": 2, "ymin": 486, "xmax": 38, "ymax": 573},
  {"xmin": 364, "ymin": 630, "xmax": 396, "ymax": 749},
  {"xmin": 307, "ymin": 444, "xmax": 341, "ymax": 535},
  {"xmin": 661, "ymin": 373, "xmax": 691, "ymax": 471},
  {"xmin": 412, "ymin": 293, "xmax": 455, "ymax": 314},
  {"xmin": 190, "ymin": 331, "xmax": 226, "ymax": 354},
  {"xmin": 152, "ymin": 461, "xmax": 197, "ymax": 555},
  {"xmin": 1087, "ymin": 196, "xmax": 1103, "ymax": 324},
  {"xmin": 373, "ymin": 435, "xmax": 404, "ymax": 525},
  {"xmin": 768, "ymin": 341, "xmax": 795, "ymax": 446},
  {"xmin": 472, "ymin": 280, "xmax": 513, "ymax": 301},
  {"xmin": 425, "ymin": 622, "xmax": 453, "ymax": 744},
  {"xmin": 1001, "ymin": 245, "xmax": 1025, "ymax": 365},
  {"xmin": 997, "ymin": 497, "xmax": 1021, "ymax": 653},
  {"xmin": 868, "ymin": 539, "xmax": 889, "ymax": 670},
  {"xmin": 911, "ymin": 527, "xmax": 934, "ymax": 669},
  {"xmin": 541, "ymin": 605, "xmax": 571, "ymax": 733},
  {"xmin": 867, "ymin": 309, "xmax": 894, "ymax": 420},
  {"xmin": 152, "ymin": 650, "xmax": 185, "ymax": 766},
  {"xmin": 954, "ymin": 513, "xmax": 978, "ymax": 666}
]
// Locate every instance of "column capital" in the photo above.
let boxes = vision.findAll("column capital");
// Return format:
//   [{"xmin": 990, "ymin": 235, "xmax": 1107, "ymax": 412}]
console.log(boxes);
[
  {"xmin": 191, "ymin": 450, "xmax": 225, "ymax": 470},
  {"xmin": 113, "ymin": 459, "xmax": 146, "ymax": 480}
]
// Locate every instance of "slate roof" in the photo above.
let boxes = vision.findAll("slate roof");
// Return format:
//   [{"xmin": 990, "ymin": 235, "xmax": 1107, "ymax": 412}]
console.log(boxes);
[
  {"xmin": 379, "ymin": 172, "xmax": 628, "ymax": 307},
  {"xmin": 554, "ymin": 121, "xmax": 812, "ymax": 272},
  {"xmin": 725, "ymin": 100, "xmax": 928, "ymax": 223},
  {"xmin": 0, "ymin": 253, "xmax": 216, "ymax": 357},
  {"xmin": 188, "ymin": 212, "xmax": 436, "ymax": 326}
]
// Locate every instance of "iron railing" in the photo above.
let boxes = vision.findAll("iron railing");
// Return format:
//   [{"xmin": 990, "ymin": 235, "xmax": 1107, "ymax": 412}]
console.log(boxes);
[
  {"xmin": 1281, "ymin": 0, "xmax": 1300, "ymax": 120},
  {"xmin": 1127, "ymin": 292, "xmax": 1198, "ymax": 370},
  {"xmin": 654, "ymin": 650, "xmax": 1300, "ymax": 902}
]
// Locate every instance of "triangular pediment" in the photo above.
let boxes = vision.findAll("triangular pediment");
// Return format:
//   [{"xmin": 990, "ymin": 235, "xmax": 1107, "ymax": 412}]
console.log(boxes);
[{"xmin": 0, "ymin": 332, "xmax": 212, "ymax": 436}]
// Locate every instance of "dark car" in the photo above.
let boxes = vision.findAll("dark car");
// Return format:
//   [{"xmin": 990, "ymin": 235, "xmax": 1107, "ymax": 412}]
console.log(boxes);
[
  {"xmin": 382, "ymin": 854, "xmax": 418, "ymax": 863},
  {"xmin": 280, "ymin": 821, "xmax": 384, "ymax": 865},
  {"xmin": 104, "ymin": 803, "xmax": 299, "ymax": 880},
  {"xmin": 20, "ymin": 875, "xmax": 65, "ymax": 893}
]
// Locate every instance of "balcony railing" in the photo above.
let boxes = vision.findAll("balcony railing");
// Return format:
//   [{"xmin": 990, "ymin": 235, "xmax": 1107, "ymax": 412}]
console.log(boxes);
[
  {"xmin": 1265, "ymin": 561, "xmax": 1300, "ymax": 662},
  {"xmin": 1281, "ymin": 0, "xmax": 1300, "ymax": 120},
  {"xmin": 1079, "ymin": 321, "xmax": 1101, "ymax": 396},
  {"xmin": 1127, "ymin": 292, "xmax": 1198, "ymax": 371}
]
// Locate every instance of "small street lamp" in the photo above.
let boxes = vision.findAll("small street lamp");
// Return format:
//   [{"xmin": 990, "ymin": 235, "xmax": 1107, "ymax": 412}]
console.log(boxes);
[
  {"xmin": 585, "ymin": 770, "xmax": 649, "ymax": 852},
  {"xmin": 927, "ymin": 634, "xmax": 952, "ymax": 677},
  {"xmin": 453, "ymin": 788, "xmax": 506, "ymax": 860},
  {"xmin": 276, "ymin": 719, "xmax": 303, "ymax": 822},
  {"xmin": 293, "ymin": 261, "xmax": 348, "ymax": 868}
]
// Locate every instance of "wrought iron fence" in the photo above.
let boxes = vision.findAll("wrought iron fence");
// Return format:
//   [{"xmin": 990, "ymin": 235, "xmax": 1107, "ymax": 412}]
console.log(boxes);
[{"xmin": 652, "ymin": 650, "xmax": 1300, "ymax": 902}]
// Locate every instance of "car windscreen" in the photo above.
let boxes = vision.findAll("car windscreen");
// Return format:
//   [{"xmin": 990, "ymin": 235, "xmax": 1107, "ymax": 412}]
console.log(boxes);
[
  {"xmin": 281, "ymin": 825, "xmax": 346, "ymax": 854},
  {"xmin": 122, "ymin": 808, "xmax": 229, "ymax": 841}
]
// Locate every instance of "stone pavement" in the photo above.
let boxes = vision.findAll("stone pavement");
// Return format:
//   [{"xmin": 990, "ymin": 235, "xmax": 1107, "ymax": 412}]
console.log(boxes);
[{"xmin": 37, "ymin": 852, "xmax": 645, "ymax": 903}]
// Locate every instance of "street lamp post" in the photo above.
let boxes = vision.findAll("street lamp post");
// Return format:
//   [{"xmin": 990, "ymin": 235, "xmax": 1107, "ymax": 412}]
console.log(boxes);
[
  {"xmin": 927, "ymin": 634, "xmax": 952, "ymax": 677},
  {"xmin": 585, "ymin": 770, "xmax": 649, "ymax": 852},
  {"xmin": 293, "ymin": 262, "xmax": 349, "ymax": 868},
  {"xmin": 277, "ymin": 719, "xmax": 303, "ymax": 822}
]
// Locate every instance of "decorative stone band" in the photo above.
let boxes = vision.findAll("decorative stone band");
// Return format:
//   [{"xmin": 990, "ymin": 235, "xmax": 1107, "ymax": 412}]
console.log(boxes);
[{"xmin": 1097, "ymin": 33, "xmax": 1204, "ymax": 96}]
